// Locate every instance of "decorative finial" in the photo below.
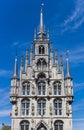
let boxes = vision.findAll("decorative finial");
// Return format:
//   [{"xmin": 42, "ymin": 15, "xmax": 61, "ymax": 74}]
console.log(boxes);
[
  {"xmin": 26, "ymin": 48, "xmax": 28, "ymax": 60},
  {"xmin": 34, "ymin": 28, "xmax": 36, "ymax": 40},
  {"xmin": 55, "ymin": 49, "xmax": 58, "ymax": 61},
  {"xmin": 66, "ymin": 50, "xmax": 69, "ymax": 61},
  {"xmin": 47, "ymin": 29, "xmax": 50, "ymax": 39},
  {"xmin": 25, "ymin": 49, "xmax": 28, "ymax": 72},
  {"xmin": 55, "ymin": 49, "xmax": 58, "ymax": 71},
  {"xmin": 21, "ymin": 55, "xmax": 24, "ymax": 70},
  {"xmin": 60, "ymin": 55, "xmax": 63, "ymax": 73},
  {"xmin": 60, "ymin": 55, "xmax": 63, "ymax": 66},
  {"xmin": 41, "ymin": 3, "xmax": 44, "ymax": 8}
]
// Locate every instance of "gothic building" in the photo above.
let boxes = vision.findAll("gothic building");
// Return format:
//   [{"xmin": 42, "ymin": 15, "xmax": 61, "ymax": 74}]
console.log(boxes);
[{"xmin": 10, "ymin": 7, "xmax": 74, "ymax": 130}]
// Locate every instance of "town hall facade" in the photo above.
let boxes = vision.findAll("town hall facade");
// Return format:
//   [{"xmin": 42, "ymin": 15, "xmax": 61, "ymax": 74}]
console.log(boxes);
[{"xmin": 10, "ymin": 7, "xmax": 74, "ymax": 130}]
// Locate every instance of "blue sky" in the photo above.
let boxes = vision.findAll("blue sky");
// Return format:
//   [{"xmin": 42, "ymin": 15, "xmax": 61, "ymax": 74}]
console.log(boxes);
[{"xmin": 0, "ymin": 0, "xmax": 84, "ymax": 130}]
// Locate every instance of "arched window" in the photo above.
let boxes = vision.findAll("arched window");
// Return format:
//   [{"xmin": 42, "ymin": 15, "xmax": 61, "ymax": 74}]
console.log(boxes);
[
  {"xmin": 22, "ymin": 82, "xmax": 30, "ymax": 95},
  {"xmin": 38, "ymin": 73, "xmax": 46, "ymax": 79},
  {"xmin": 20, "ymin": 121, "xmax": 29, "ymax": 130},
  {"xmin": 39, "ymin": 45, "xmax": 45, "ymax": 54},
  {"xmin": 37, "ymin": 82, "xmax": 46, "ymax": 95},
  {"xmin": 21, "ymin": 99, "xmax": 30, "ymax": 116},
  {"xmin": 37, "ymin": 58, "xmax": 47, "ymax": 70},
  {"xmin": 53, "ymin": 82, "xmax": 61, "ymax": 95},
  {"xmin": 37, "ymin": 100, "xmax": 46, "ymax": 115},
  {"xmin": 54, "ymin": 121, "xmax": 63, "ymax": 130},
  {"xmin": 54, "ymin": 99, "xmax": 62, "ymax": 115}
]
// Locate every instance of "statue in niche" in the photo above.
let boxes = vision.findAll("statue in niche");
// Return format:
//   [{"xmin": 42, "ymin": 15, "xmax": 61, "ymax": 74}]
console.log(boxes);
[
  {"xmin": 32, "ymin": 103, "xmax": 35, "ymax": 115},
  {"xmin": 32, "ymin": 70, "xmax": 35, "ymax": 78},
  {"xmin": 66, "ymin": 102, "xmax": 69, "ymax": 115},
  {"xmin": 48, "ymin": 86, "xmax": 52, "ymax": 95},
  {"xmin": 49, "ymin": 103, "xmax": 52, "ymax": 115},
  {"xmin": 15, "ymin": 105, "xmax": 18, "ymax": 116},
  {"xmin": 32, "ymin": 84, "xmax": 35, "ymax": 95}
]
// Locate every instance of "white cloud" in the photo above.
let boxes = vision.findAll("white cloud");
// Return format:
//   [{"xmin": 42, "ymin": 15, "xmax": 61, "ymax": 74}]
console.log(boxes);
[
  {"xmin": 62, "ymin": 0, "xmax": 84, "ymax": 32},
  {"xmin": 0, "ymin": 70, "xmax": 12, "ymax": 77},
  {"xmin": 12, "ymin": 42, "xmax": 19, "ymax": 46},
  {"xmin": 69, "ymin": 46, "xmax": 84, "ymax": 64},
  {"xmin": 73, "ymin": 100, "xmax": 84, "ymax": 112},
  {"xmin": 60, "ymin": 46, "xmax": 84, "ymax": 65},
  {"xmin": 73, "ymin": 118, "xmax": 84, "ymax": 130},
  {"xmin": 0, "ymin": 110, "xmax": 11, "ymax": 117},
  {"xmin": 74, "ymin": 82, "xmax": 84, "ymax": 88},
  {"xmin": 0, "ymin": 87, "xmax": 11, "ymax": 114},
  {"xmin": 11, "ymin": 41, "xmax": 31, "ymax": 49}
]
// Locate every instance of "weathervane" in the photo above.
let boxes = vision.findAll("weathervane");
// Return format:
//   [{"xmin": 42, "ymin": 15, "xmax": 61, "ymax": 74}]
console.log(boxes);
[{"xmin": 41, "ymin": 3, "xmax": 44, "ymax": 8}]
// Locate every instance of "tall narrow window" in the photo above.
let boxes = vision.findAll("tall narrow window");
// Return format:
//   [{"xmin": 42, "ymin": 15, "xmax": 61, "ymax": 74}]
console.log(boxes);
[
  {"xmin": 22, "ymin": 82, "xmax": 30, "ymax": 95},
  {"xmin": 21, "ymin": 100, "xmax": 30, "ymax": 116},
  {"xmin": 37, "ymin": 82, "xmax": 46, "ymax": 95},
  {"xmin": 54, "ymin": 82, "xmax": 61, "ymax": 95},
  {"xmin": 54, "ymin": 121, "xmax": 63, "ymax": 130},
  {"xmin": 20, "ymin": 121, "xmax": 29, "ymax": 130},
  {"xmin": 54, "ymin": 99, "xmax": 62, "ymax": 115},
  {"xmin": 39, "ymin": 45, "xmax": 45, "ymax": 54},
  {"xmin": 37, "ymin": 58, "xmax": 47, "ymax": 71},
  {"xmin": 37, "ymin": 100, "xmax": 46, "ymax": 115}
]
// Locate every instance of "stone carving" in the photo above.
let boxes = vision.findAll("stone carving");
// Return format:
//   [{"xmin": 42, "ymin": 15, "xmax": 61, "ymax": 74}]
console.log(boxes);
[
  {"xmin": 31, "ymin": 103, "xmax": 35, "ymax": 115},
  {"xmin": 49, "ymin": 103, "xmax": 52, "ymax": 115}
]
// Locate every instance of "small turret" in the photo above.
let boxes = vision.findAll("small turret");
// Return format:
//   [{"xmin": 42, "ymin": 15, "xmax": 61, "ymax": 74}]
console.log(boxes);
[
  {"xmin": 50, "ymin": 43, "xmax": 53, "ymax": 69},
  {"xmin": 66, "ymin": 51, "xmax": 71, "ymax": 78},
  {"xmin": 20, "ymin": 55, "xmax": 24, "ymax": 73},
  {"xmin": 12, "ymin": 55, "xmax": 18, "ymax": 78},
  {"xmin": 60, "ymin": 55, "xmax": 63, "ymax": 73},
  {"xmin": 30, "ymin": 43, "xmax": 33, "ymax": 65},
  {"xmin": 55, "ymin": 49, "xmax": 58, "ymax": 72},
  {"xmin": 10, "ymin": 54, "xmax": 19, "ymax": 104},
  {"xmin": 64, "ymin": 51, "xmax": 73, "ymax": 102}
]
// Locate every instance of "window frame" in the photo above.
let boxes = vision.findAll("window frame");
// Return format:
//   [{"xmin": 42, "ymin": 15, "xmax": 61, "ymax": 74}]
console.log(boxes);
[
  {"xmin": 53, "ymin": 82, "xmax": 61, "ymax": 95},
  {"xmin": 22, "ymin": 82, "xmax": 30, "ymax": 96},
  {"xmin": 54, "ymin": 99, "xmax": 62, "ymax": 115},
  {"xmin": 37, "ymin": 99, "xmax": 46, "ymax": 116},
  {"xmin": 21, "ymin": 99, "xmax": 30, "ymax": 116},
  {"xmin": 39, "ymin": 45, "xmax": 45, "ymax": 54},
  {"xmin": 37, "ymin": 82, "xmax": 46, "ymax": 95},
  {"xmin": 54, "ymin": 121, "xmax": 63, "ymax": 130},
  {"xmin": 20, "ymin": 121, "xmax": 29, "ymax": 130}
]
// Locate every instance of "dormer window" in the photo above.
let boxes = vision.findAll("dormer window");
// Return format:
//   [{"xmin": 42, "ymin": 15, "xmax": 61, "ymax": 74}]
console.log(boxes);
[{"xmin": 39, "ymin": 45, "xmax": 45, "ymax": 54}]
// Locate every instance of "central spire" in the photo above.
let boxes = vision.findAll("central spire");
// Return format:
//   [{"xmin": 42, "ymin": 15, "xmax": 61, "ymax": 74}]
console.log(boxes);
[
  {"xmin": 40, "ymin": 5, "xmax": 44, "ymax": 33},
  {"xmin": 38, "ymin": 3, "xmax": 46, "ymax": 37}
]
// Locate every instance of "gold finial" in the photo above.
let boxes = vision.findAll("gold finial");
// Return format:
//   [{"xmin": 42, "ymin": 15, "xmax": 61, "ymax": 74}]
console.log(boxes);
[{"xmin": 41, "ymin": 3, "xmax": 44, "ymax": 7}]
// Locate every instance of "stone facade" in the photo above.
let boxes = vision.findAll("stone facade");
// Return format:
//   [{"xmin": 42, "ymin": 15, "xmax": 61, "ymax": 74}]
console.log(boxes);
[{"xmin": 10, "ymin": 7, "xmax": 73, "ymax": 130}]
